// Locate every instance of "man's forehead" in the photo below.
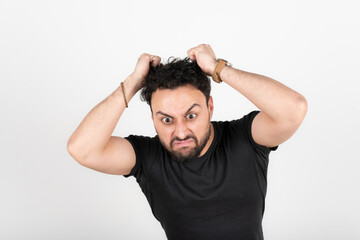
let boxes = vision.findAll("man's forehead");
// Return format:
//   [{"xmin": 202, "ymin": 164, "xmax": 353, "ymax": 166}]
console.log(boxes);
[{"xmin": 151, "ymin": 85, "xmax": 206, "ymax": 115}]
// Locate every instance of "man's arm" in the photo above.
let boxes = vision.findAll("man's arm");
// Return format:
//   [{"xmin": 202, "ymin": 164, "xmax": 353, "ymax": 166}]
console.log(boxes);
[
  {"xmin": 188, "ymin": 44, "xmax": 308, "ymax": 148},
  {"xmin": 67, "ymin": 54, "xmax": 161, "ymax": 175}
]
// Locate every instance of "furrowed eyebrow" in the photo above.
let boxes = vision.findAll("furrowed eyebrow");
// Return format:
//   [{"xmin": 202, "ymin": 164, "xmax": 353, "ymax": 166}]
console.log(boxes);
[
  {"xmin": 185, "ymin": 103, "xmax": 201, "ymax": 114},
  {"xmin": 155, "ymin": 103, "xmax": 201, "ymax": 118},
  {"xmin": 156, "ymin": 111, "xmax": 174, "ymax": 118}
]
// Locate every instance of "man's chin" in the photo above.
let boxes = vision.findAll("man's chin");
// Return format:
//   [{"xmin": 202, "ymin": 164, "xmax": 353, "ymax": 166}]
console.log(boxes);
[{"xmin": 169, "ymin": 148, "xmax": 199, "ymax": 163}]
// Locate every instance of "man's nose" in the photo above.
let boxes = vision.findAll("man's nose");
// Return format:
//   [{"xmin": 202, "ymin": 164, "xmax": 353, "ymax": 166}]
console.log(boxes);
[{"xmin": 174, "ymin": 120, "xmax": 189, "ymax": 139}]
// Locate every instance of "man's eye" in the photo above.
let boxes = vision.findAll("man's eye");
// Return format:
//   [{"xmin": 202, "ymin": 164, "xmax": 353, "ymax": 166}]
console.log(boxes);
[
  {"xmin": 162, "ymin": 117, "xmax": 172, "ymax": 123},
  {"xmin": 187, "ymin": 113, "xmax": 197, "ymax": 119}
]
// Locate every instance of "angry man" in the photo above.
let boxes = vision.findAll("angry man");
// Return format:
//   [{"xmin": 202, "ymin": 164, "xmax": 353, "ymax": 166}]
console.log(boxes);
[{"xmin": 67, "ymin": 44, "xmax": 308, "ymax": 240}]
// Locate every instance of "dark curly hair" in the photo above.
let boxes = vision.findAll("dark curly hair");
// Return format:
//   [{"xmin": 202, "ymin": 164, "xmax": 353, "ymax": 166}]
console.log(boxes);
[{"xmin": 140, "ymin": 57, "xmax": 211, "ymax": 107}]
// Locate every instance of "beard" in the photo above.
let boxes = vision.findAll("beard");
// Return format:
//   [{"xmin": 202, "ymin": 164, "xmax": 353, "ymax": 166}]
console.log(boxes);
[{"xmin": 159, "ymin": 124, "xmax": 212, "ymax": 164}]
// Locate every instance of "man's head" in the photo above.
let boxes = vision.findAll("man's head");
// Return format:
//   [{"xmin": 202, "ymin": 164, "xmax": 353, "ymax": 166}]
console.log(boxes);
[
  {"xmin": 141, "ymin": 57, "xmax": 211, "ymax": 106},
  {"xmin": 140, "ymin": 57, "xmax": 214, "ymax": 163}
]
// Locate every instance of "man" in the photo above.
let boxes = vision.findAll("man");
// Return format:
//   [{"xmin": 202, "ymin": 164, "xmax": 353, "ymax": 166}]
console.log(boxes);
[{"xmin": 67, "ymin": 44, "xmax": 307, "ymax": 239}]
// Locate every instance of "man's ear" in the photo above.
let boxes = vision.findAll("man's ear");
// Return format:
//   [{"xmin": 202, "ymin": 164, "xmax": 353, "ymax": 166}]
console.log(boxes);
[{"xmin": 208, "ymin": 96, "xmax": 214, "ymax": 119}]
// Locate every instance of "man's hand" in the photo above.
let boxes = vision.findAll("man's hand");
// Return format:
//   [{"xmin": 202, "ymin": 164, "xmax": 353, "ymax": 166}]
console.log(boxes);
[
  {"xmin": 187, "ymin": 44, "xmax": 218, "ymax": 76},
  {"xmin": 129, "ymin": 53, "xmax": 162, "ymax": 92}
]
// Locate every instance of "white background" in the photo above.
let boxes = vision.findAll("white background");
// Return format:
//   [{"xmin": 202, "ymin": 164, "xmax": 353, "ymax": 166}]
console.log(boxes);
[{"xmin": 1, "ymin": 0, "xmax": 359, "ymax": 239}]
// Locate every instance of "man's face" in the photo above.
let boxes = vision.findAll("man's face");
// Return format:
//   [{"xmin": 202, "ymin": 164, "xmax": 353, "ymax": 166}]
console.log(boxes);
[{"xmin": 151, "ymin": 84, "xmax": 214, "ymax": 163}]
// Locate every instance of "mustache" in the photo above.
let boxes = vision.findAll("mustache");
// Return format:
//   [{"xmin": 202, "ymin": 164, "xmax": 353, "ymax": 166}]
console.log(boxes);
[{"xmin": 170, "ymin": 135, "xmax": 198, "ymax": 146}]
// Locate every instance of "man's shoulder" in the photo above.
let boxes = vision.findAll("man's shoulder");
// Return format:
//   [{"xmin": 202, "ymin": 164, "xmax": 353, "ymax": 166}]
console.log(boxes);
[
  {"xmin": 124, "ymin": 134, "xmax": 161, "ymax": 149},
  {"xmin": 212, "ymin": 110, "xmax": 259, "ymax": 127},
  {"xmin": 125, "ymin": 134, "xmax": 159, "ymax": 141},
  {"xmin": 212, "ymin": 111, "xmax": 261, "ymax": 142}
]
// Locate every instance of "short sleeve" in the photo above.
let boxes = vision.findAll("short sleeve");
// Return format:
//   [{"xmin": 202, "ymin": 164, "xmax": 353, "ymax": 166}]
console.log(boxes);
[
  {"xmin": 230, "ymin": 111, "xmax": 278, "ymax": 159},
  {"xmin": 243, "ymin": 110, "xmax": 278, "ymax": 155},
  {"xmin": 122, "ymin": 135, "xmax": 159, "ymax": 181}
]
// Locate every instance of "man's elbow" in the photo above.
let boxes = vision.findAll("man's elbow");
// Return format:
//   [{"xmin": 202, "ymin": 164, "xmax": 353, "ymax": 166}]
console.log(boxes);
[
  {"xmin": 67, "ymin": 138, "xmax": 88, "ymax": 164},
  {"xmin": 290, "ymin": 94, "xmax": 308, "ymax": 127}
]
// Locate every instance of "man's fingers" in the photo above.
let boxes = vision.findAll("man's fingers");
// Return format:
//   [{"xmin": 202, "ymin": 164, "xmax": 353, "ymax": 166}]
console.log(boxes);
[
  {"xmin": 187, "ymin": 47, "xmax": 197, "ymax": 61},
  {"xmin": 151, "ymin": 55, "xmax": 161, "ymax": 67},
  {"xmin": 187, "ymin": 44, "xmax": 213, "ymax": 59}
]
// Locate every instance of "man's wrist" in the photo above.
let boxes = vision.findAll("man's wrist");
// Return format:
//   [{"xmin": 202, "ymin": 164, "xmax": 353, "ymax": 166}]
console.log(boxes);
[
  {"xmin": 218, "ymin": 64, "xmax": 232, "ymax": 82},
  {"xmin": 211, "ymin": 59, "xmax": 231, "ymax": 83},
  {"xmin": 122, "ymin": 75, "xmax": 141, "ymax": 98}
]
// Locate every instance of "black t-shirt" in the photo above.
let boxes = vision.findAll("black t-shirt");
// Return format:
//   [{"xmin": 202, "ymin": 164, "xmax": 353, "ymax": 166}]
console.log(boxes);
[{"xmin": 123, "ymin": 111, "xmax": 277, "ymax": 240}]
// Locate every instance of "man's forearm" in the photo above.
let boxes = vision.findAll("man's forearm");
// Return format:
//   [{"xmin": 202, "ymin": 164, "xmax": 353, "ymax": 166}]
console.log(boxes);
[
  {"xmin": 67, "ymin": 76, "xmax": 138, "ymax": 161},
  {"xmin": 219, "ymin": 66, "xmax": 307, "ymax": 124}
]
